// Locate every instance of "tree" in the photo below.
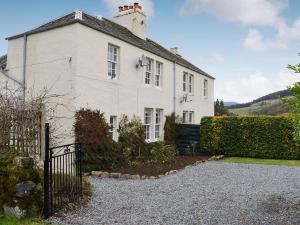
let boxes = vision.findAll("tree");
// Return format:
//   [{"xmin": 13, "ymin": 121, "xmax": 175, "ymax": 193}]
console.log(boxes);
[
  {"xmin": 215, "ymin": 99, "xmax": 229, "ymax": 116},
  {"xmin": 285, "ymin": 53, "xmax": 300, "ymax": 144}
]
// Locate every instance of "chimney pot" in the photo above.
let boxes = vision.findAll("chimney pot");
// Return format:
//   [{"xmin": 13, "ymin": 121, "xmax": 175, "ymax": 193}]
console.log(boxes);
[
  {"xmin": 129, "ymin": 5, "xmax": 133, "ymax": 9},
  {"xmin": 118, "ymin": 6, "xmax": 123, "ymax": 12},
  {"xmin": 124, "ymin": 5, "xmax": 129, "ymax": 10},
  {"xmin": 138, "ymin": 6, "xmax": 142, "ymax": 10},
  {"xmin": 134, "ymin": 3, "xmax": 139, "ymax": 7}
]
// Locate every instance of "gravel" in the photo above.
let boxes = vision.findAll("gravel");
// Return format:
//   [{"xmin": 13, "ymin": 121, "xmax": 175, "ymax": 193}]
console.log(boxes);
[{"xmin": 50, "ymin": 161, "xmax": 300, "ymax": 225}]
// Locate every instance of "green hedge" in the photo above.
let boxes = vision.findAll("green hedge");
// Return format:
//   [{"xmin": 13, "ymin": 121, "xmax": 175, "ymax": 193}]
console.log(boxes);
[{"xmin": 200, "ymin": 115, "xmax": 300, "ymax": 159}]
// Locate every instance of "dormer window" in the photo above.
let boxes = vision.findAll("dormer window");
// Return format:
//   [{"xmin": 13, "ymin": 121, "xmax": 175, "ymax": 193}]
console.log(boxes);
[{"xmin": 107, "ymin": 44, "xmax": 119, "ymax": 79}]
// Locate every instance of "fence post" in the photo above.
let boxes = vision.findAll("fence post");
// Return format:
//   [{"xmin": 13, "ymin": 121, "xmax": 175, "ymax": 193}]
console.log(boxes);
[{"xmin": 43, "ymin": 123, "xmax": 50, "ymax": 219}]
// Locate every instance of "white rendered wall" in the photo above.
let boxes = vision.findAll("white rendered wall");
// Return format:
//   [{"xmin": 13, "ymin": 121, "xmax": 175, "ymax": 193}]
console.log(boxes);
[
  {"xmin": 6, "ymin": 22, "xmax": 214, "ymax": 143},
  {"xmin": 6, "ymin": 25, "xmax": 78, "ymax": 144}
]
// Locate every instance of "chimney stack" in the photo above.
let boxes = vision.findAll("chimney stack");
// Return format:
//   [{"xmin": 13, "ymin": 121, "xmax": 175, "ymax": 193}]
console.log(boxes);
[
  {"xmin": 170, "ymin": 47, "xmax": 178, "ymax": 55},
  {"xmin": 114, "ymin": 2, "xmax": 147, "ymax": 39}
]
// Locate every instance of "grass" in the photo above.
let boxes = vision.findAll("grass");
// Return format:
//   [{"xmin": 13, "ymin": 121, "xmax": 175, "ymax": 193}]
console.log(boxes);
[
  {"xmin": 223, "ymin": 157, "xmax": 300, "ymax": 166},
  {"xmin": 0, "ymin": 215, "xmax": 46, "ymax": 225}
]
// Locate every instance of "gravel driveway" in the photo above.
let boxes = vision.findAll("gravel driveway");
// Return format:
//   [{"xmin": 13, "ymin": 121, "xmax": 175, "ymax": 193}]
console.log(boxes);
[{"xmin": 50, "ymin": 162, "xmax": 300, "ymax": 225}]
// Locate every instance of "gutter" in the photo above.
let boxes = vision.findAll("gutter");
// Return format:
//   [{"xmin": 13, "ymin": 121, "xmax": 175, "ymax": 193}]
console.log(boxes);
[{"xmin": 173, "ymin": 61, "xmax": 176, "ymax": 114}]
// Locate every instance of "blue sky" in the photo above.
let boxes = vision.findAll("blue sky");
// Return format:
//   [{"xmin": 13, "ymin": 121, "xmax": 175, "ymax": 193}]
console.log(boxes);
[{"xmin": 1, "ymin": 0, "xmax": 300, "ymax": 102}]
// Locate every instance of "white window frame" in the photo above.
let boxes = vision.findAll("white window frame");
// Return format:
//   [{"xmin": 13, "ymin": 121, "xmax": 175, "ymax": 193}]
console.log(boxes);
[
  {"xmin": 189, "ymin": 74, "xmax": 194, "ymax": 94},
  {"xmin": 145, "ymin": 58, "xmax": 153, "ymax": 85},
  {"xmin": 155, "ymin": 109, "xmax": 163, "ymax": 140},
  {"xmin": 204, "ymin": 79, "xmax": 208, "ymax": 97},
  {"xmin": 109, "ymin": 116, "xmax": 118, "ymax": 141},
  {"xmin": 183, "ymin": 111, "xmax": 194, "ymax": 124},
  {"xmin": 183, "ymin": 111, "xmax": 188, "ymax": 124},
  {"xmin": 183, "ymin": 72, "xmax": 188, "ymax": 92},
  {"xmin": 155, "ymin": 62, "xmax": 162, "ymax": 87},
  {"xmin": 144, "ymin": 108, "xmax": 153, "ymax": 141},
  {"xmin": 107, "ymin": 44, "xmax": 119, "ymax": 79},
  {"xmin": 188, "ymin": 111, "xmax": 194, "ymax": 124}
]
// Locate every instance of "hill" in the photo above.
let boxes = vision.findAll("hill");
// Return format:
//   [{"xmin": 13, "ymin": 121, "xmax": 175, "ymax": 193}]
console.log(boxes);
[
  {"xmin": 224, "ymin": 102, "xmax": 239, "ymax": 107},
  {"xmin": 227, "ymin": 90, "xmax": 292, "ymax": 115},
  {"xmin": 227, "ymin": 90, "xmax": 291, "ymax": 109}
]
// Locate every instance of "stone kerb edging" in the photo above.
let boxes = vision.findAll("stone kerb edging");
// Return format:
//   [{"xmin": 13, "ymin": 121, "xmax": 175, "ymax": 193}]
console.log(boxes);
[{"xmin": 86, "ymin": 155, "xmax": 225, "ymax": 180}]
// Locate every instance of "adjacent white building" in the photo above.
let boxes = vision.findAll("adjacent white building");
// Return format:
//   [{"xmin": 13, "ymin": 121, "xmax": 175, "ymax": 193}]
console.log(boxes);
[{"xmin": 0, "ymin": 3, "xmax": 215, "ymax": 143}]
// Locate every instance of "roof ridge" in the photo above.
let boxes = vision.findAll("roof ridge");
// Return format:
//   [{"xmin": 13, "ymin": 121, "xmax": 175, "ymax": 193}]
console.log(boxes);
[{"xmin": 5, "ymin": 11, "xmax": 214, "ymax": 79}]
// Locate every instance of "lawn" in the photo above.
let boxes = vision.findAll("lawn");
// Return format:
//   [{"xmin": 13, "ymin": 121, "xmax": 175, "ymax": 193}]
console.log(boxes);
[
  {"xmin": 0, "ymin": 216, "xmax": 46, "ymax": 225},
  {"xmin": 223, "ymin": 157, "xmax": 300, "ymax": 166}
]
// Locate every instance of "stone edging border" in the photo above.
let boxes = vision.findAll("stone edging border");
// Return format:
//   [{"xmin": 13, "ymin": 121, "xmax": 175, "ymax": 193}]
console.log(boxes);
[{"xmin": 85, "ymin": 155, "xmax": 225, "ymax": 180}]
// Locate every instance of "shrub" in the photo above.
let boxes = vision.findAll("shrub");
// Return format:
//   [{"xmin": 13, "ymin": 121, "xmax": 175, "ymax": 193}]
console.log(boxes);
[
  {"xmin": 118, "ymin": 115, "xmax": 147, "ymax": 163},
  {"xmin": 74, "ymin": 109, "xmax": 126, "ymax": 171},
  {"xmin": 164, "ymin": 113, "xmax": 184, "ymax": 146},
  {"xmin": 200, "ymin": 115, "xmax": 300, "ymax": 159},
  {"xmin": 75, "ymin": 109, "xmax": 180, "ymax": 171},
  {"xmin": 0, "ymin": 153, "xmax": 43, "ymax": 216},
  {"xmin": 145, "ymin": 141, "xmax": 176, "ymax": 164},
  {"xmin": 118, "ymin": 115, "xmax": 177, "ymax": 164}
]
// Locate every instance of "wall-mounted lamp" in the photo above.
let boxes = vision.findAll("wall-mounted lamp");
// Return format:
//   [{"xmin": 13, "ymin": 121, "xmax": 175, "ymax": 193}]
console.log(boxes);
[{"xmin": 136, "ymin": 55, "xmax": 148, "ymax": 69}]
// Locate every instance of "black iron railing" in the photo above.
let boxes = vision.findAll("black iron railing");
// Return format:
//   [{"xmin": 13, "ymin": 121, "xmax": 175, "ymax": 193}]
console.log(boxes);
[{"xmin": 44, "ymin": 123, "xmax": 82, "ymax": 219}]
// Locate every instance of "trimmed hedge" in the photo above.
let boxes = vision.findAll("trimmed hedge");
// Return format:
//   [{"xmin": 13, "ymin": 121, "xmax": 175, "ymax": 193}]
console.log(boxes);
[{"xmin": 200, "ymin": 115, "xmax": 300, "ymax": 159}]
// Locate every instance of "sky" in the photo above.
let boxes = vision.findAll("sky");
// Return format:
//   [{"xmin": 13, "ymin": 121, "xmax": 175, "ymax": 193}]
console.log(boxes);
[{"xmin": 0, "ymin": 0, "xmax": 300, "ymax": 103}]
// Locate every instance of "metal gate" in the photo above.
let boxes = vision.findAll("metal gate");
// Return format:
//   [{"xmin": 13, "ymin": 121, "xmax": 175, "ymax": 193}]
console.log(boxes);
[{"xmin": 44, "ymin": 123, "xmax": 83, "ymax": 219}]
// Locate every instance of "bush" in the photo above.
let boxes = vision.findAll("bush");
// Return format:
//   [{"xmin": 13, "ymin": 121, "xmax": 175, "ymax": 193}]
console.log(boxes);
[
  {"xmin": 200, "ymin": 115, "xmax": 300, "ymax": 159},
  {"xmin": 145, "ymin": 142, "xmax": 176, "ymax": 164},
  {"xmin": 0, "ymin": 153, "xmax": 43, "ymax": 216},
  {"xmin": 75, "ymin": 109, "xmax": 178, "ymax": 171},
  {"xmin": 74, "ymin": 109, "xmax": 126, "ymax": 172},
  {"xmin": 118, "ymin": 115, "xmax": 147, "ymax": 163},
  {"xmin": 118, "ymin": 115, "xmax": 176, "ymax": 164},
  {"xmin": 164, "ymin": 113, "xmax": 184, "ymax": 145}
]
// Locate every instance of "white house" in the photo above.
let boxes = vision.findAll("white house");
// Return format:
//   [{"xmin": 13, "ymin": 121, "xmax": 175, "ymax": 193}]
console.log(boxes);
[{"xmin": 0, "ymin": 3, "xmax": 214, "ymax": 143}]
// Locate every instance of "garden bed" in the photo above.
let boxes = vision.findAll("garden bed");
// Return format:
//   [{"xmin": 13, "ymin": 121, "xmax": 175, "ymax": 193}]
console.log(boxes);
[{"xmin": 107, "ymin": 155, "xmax": 210, "ymax": 176}]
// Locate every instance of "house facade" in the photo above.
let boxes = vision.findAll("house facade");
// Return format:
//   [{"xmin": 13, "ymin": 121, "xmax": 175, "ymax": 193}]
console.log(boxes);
[{"xmin": 0, "ymin": 3, "xmax": 214, "ymax": 143}]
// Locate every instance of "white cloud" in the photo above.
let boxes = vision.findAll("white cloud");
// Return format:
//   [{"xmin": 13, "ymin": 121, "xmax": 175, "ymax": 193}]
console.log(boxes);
[
  {"xmin": 102, "ymin": 0, "xmax": 154, "ymax": 17},
  {"xmin": 215, "ymin": 71, "xmax": 300, "ymax": 102},
  {"xmin": 242, "ymin": 29, "xmax": 288, "ymax": 52},
  {"xmin": 180, "ymin": 0, "xmax": 287, "ymax": 28},
  {"xmin": 180, "ymin": 0, "xmax": 300, "ymax": 52}
]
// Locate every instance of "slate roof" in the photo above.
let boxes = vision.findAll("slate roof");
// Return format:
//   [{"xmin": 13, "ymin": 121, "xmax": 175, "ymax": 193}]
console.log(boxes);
[
  {"xmin": 0, "ymin": 55, "xmax": 7, "ymax": 70},
  {"xmin": 6, "ymin": 12, "xmax": 214, "ymax": 79}
]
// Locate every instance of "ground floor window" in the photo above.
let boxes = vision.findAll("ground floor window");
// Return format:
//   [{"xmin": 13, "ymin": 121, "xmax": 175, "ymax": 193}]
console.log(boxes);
[
  {"xmin": 144, "ymin": 108, "xmax": 153, "ymax": 140},
  {"xmin": 144, "ymin": 108, "xmax": 164, "ymax": 141},
  {"xmin": 183, "ymin": 111, "xmax": 194, "ymax": 124},
  {"xmin": 155, "ymin": 109, "xmax": 163, "ymax": 139},
  {"xmin": 109, "ymin": 116, "xmax": 117, "ymax": 141}
]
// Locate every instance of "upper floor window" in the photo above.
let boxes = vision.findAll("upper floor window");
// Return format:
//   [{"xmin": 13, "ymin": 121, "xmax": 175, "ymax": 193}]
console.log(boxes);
[
  {"xmin": 155, "ymin": 62, "xmax": 162, "ymax": 87},
  {"xmin": 189, "ymin": 74, "xmax": 194, "ymax": 94},
  {"xmin": 183, "ymin": 72, "xmax": 188, "ymax": 92},
  {"xmin": 107, "ymin": 44, "xmax": 119, "ymax": 79},
  {"xmin": 204, "ymin": 79, "xmax": 208, "ymax": 97},
  {"xmin": 145, "ymin": 58, "xmax": 153, "ymax": 85}
]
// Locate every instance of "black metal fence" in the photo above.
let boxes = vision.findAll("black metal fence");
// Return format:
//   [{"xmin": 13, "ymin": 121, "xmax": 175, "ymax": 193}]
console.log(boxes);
[
  {"xmin": 176, "ymin": 124, "xmax": 202, "ymax": 155},
  {"xmin": 44, "ymin": 123, "xmax": 83, "ymax": 219}
]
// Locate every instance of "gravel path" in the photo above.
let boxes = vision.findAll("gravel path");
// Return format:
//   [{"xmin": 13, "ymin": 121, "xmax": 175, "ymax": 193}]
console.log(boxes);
[{"xmin": 50, "ymin": 162, "xmax": 300, "ymax": 225}]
